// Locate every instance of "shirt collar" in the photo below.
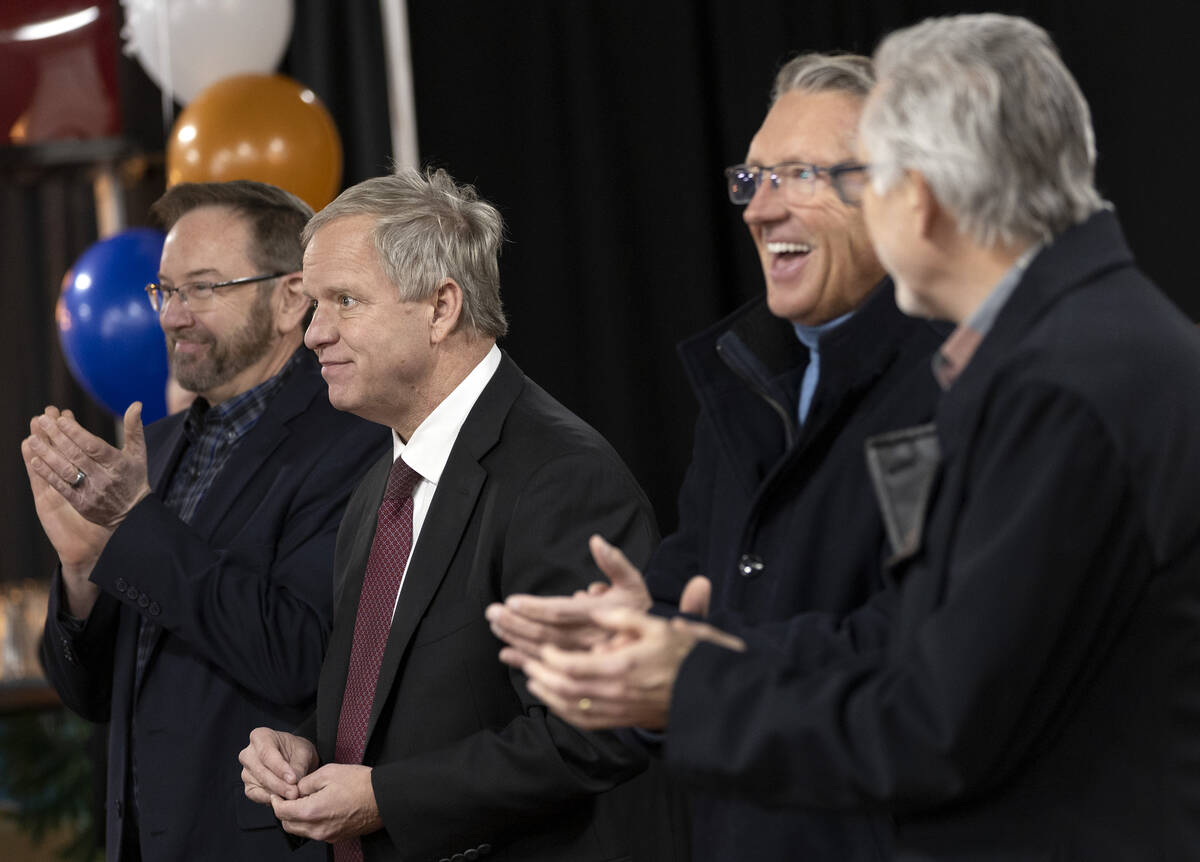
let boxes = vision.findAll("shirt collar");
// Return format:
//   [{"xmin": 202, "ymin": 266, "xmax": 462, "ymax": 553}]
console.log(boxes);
[
  {"xmin": 932, "ymin": 243, "xmax": 1043, "ymax": 390},
  {"xmin": 791, "ymin": 308, "xmax": 855, "ymax": 352},
  {"xmin": 392, "ymin": 344, "xmax": 502, "ymax": 484},
  {"xmin": 182, "ymin": 350, "xmax": 300, "ymax": 442}
]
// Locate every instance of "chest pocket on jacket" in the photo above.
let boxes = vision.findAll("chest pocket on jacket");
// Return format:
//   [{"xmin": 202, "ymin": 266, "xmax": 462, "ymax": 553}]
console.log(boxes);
[{"xmin": 865, "ymin": 423, "xmax": 941, "ymax": 565}]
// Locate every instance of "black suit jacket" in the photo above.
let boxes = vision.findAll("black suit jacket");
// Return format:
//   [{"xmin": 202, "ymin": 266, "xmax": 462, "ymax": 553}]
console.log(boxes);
[
  {"xmin": 40, "ymin": 351, "xmax": 390, "ymax": 862},
  {"xmin": 663, "ymin": 211, "xmax": 1200, "ymax": 859},
  {"xmin": 303, "ymin": 352, "xmax": 681, "ymax": 862}
]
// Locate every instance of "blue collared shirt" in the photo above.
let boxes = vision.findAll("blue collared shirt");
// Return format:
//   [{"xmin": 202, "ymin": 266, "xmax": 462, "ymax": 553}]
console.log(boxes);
[{"xmin": 792, "ymin": 310, "xmax": 855, "ymax": 425}]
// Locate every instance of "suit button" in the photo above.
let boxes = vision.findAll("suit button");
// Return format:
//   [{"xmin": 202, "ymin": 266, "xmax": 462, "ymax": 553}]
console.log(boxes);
[
  {"xmin": 738, "ymin": 554, "xmax": 765, "ymax": 577},
  {"xmin": 138, "ymin": 594, "xmax": 149, "ymax": 608},
  {"xmin": 478, "ymin": 845, "xmax": 491, "ymax": 855},
  {"xmin": 126, "ymin": 587, "xmax": 139, "ymax": 600},
  {"xmin": 438, "ymin": 858, "xmax": 450, "ymax": 862},
  {"xmin": 465, "ymin": 851, "xmax": 479, "ymax": 861},
  {"xmin": 148, "ymin": 602, "xmax": 161, "ymax": 617},
  {"xmin": 452, "ymin": 855, "xmax": 465, "ymax": 862},
  {"xmin": 115, "ymin": 578, "xmax": 128, "ymax": 591}
]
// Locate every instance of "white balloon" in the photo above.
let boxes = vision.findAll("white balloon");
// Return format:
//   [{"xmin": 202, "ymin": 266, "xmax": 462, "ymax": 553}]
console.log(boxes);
[{"xmin": 121, "ymin": 0, "xmax": 295, "ymax": 104}]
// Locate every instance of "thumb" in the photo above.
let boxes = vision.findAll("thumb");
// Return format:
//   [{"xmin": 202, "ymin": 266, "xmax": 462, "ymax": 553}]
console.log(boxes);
[
  {"xmin": 296, "ymin": 765, "xmax": 330, "ymax": 797},
  {"xmin": 679, "ymin": 575, "xmax": 711, "ymax": 618},
  {"xmin": 122, "ymin": 402, "xmax": 146, "ymax": 454},
  {"xmin": 588, "ymin": 535, "xmax": 647, "ymax": 592}
]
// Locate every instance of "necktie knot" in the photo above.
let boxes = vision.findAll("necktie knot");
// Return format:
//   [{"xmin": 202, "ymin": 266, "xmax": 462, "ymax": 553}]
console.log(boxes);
[{"xmin": 385, "ymin": 458, "xmax": 422, "ymax": 501}]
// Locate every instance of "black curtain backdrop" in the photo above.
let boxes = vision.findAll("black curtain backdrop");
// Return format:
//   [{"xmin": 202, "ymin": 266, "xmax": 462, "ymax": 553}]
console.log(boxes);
[
  {"xmin": 1, "ymin": 165, "xmax": 112, "ymax": 583},
  {"xmin": 404, "ymin": 0, "xmax": 1197, "ymax": 531},
  {"xmin": 4, "ymin": 0, "xmax": 1194, "ymax": 582}
]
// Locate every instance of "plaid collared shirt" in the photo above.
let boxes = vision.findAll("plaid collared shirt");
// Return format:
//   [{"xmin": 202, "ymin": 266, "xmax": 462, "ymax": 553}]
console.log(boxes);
[{"xmin": 161, "ymin": 351, "xmax": 299, "ymax": 522}]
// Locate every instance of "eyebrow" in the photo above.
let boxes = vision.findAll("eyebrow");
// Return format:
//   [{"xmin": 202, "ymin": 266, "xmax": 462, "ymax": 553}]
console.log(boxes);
[{"xmin": 157, "ymin": 268, "xmax": 224, "ymax": 282}]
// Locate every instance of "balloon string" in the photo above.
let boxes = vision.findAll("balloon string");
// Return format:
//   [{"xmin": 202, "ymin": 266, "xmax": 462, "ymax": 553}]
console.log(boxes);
[{"xmin": 156, "ymin": 0, "xmax": 174, "ymax": 146}]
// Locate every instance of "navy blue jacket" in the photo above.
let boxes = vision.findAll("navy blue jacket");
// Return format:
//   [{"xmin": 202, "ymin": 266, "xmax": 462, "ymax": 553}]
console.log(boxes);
[
  {"xmin": 645, "ymin": 282, "xmax": 943, "ymax": 861},
  {"xmin": 41, "ymin": 350, "xmax": 391, "ymax": 862}
]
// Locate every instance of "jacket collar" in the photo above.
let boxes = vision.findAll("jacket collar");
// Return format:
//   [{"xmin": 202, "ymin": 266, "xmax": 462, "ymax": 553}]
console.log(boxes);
[
  {"xmin": 936, "ymin": 210, "xmax": 1133, "ymax": 448},
  {"xmin": 676, "ymin": 279, "xmax": 933, "ymax": 487}
]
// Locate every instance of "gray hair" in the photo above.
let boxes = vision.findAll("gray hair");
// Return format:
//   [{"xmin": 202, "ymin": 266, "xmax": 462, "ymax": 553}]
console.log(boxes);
[
  {"xmin": 862, "ymin": 14, "xmax": 1107, "ymax": 247},
  {"xmin": 303, "ymin": 167, "xmax": 508, "ymax": 339},
  {"xmin": 771, "ymin": 52, "xmax": 875, "ymax": 105}
]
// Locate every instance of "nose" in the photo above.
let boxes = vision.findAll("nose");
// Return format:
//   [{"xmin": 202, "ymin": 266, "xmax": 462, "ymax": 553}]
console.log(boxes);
[
  {"xmin": 158, "ymin": 295, "xmax": 194, "ymax": 330},
  {"xmin": 304, "ymin": 301, "xmax": 334, "ymax": 351},
  {"xmin": 743, "ymin": 176, "xmax": 786, "ymax": 226}
]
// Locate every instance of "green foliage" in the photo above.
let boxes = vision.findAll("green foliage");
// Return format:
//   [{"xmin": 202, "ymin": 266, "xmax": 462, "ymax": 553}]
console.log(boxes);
[{"xmin": 0, "ymin": 710, "xmax": 102, "ymax": 862}]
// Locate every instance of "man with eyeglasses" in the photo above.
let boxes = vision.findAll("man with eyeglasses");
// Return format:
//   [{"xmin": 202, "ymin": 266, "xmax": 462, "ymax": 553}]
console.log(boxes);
[
  {"xmin": 24, "ymin": 180, "xmax": 389, "ymax": 862},
  {"xmin": 487, "ymin": 53, "xmax": 941, "ymax": 861}
]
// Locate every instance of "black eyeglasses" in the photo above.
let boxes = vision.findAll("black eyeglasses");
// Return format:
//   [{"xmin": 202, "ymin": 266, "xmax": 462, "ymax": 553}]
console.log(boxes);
[
  {"xmin": 145, "ymin": 273, "xmax": 286, "ymax": 313},
  {"xmin": 724, "ymin": 161, "xmax": 871, "ymax": 207}
]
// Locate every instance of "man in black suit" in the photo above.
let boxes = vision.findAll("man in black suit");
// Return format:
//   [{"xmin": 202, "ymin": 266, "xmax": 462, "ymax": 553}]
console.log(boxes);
[
  {"xmin": 239, "ymin": 168, "xmax": 678, "ymax": 861},
  {"xmin": 26, "ymin": 181, "xmax": 389, "ymax": 861},
  {"xmin": 517, "ymin": 14, "xmax": 1200, "ymax": 859}
]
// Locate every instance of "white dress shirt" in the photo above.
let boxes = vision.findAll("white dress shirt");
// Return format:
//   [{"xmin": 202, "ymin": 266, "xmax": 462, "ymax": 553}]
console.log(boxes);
[{"xmin": 389, "ymin": 344, "xmax": 501, "ymax": 616}]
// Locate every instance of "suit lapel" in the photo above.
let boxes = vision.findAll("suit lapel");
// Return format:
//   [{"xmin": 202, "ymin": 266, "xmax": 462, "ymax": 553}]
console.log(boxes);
[
  {"xmin": 146, "ymin": 415, "xmax": 187, "ymax": 494},
  {"xmin": 361, "ymin": 352, "xmax": 524, "ymax": 751}
]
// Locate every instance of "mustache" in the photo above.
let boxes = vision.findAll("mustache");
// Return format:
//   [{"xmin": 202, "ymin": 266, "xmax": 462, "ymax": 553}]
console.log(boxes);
[{"xmin": 168, "ymin": 333, "xmax": 215, "ymax": 346}]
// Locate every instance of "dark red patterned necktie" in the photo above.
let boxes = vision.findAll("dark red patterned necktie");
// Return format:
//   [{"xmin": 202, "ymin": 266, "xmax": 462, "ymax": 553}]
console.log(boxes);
[{"xmin": 333, "ymin": 458, "xmax": 422, "ymax": 862}]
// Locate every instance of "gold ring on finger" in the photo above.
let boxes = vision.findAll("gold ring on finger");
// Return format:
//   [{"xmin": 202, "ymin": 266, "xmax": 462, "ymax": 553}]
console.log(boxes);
[{"xmin": 577, "ymin": 697, "xmax": 593, "ymax": 712}]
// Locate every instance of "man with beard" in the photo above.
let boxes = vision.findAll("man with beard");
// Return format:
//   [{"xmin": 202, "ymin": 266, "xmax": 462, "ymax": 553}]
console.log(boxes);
[{"xmin": 24, "ymin": 181, "xmax": 390, "ymax": 862}]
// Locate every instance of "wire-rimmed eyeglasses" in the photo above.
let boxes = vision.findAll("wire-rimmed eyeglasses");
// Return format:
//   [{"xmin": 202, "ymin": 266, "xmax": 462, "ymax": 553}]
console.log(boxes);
[
  {"xmin": 724, "ymin": 161, "xmax": 871, "ymax": 207},
  {"xmin": 145, "ymin": 272, "xmax": 287, "ymax": 313}
]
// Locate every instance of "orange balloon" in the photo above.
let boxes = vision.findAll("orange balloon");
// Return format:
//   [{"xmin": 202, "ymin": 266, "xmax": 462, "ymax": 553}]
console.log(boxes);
[{"xmin": 167, "ymin": 74, "xmax": 342, "ymax": 211}]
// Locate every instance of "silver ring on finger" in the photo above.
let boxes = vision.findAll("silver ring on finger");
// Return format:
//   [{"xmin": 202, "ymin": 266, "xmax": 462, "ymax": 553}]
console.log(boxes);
[{"xmin": 69, "ymin": 468, "xmax": 86, "ymax": 488}]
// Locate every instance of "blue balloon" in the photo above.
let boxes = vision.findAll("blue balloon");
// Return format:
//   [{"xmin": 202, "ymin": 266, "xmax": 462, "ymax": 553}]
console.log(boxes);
[{"xmin": 57, "ymin": 228, "xmax": 169, "ymax": 423}]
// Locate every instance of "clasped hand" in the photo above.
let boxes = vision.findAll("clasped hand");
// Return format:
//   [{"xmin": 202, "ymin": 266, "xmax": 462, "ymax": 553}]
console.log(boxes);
[{"xmin": 239, "ymin": 728, "xmax": 382, "ymax": 843}]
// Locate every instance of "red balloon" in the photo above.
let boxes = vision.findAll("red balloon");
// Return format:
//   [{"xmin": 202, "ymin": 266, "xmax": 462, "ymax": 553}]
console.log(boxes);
[{"xmin": 167, "ymin": 74, "xmax": 342, "ymax": 211}]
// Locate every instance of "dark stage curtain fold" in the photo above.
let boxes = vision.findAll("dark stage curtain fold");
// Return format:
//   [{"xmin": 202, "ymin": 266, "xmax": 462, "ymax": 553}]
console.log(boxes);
[{"xmin": 1, "ymin": 166, "xmax": 112, "ymax": 582}]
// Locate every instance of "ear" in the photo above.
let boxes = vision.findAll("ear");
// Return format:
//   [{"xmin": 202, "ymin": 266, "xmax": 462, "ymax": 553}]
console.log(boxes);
[
  {"xmin": 906, "ymin": 171, "xmax": 943, "ymax": 241},
  {"xmin": 273, "ymin": 272, "xmax": 309, "ymax": 334},
  {"xmin": 429, "ymin": 278, "xmax": 465, "ymax": 344}
]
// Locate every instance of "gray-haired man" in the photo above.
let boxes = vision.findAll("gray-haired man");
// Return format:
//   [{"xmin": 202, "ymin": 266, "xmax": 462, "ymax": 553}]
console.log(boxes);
[{"xmin": 239, "ymin": 168, "xmax": 681, "ymax": 862}]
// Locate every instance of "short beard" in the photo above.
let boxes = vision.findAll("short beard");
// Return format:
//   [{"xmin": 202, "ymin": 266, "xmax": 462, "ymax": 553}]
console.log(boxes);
[{"xmin": 169, "ymin": 288, "xmax": 277, "ymax": 395}]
